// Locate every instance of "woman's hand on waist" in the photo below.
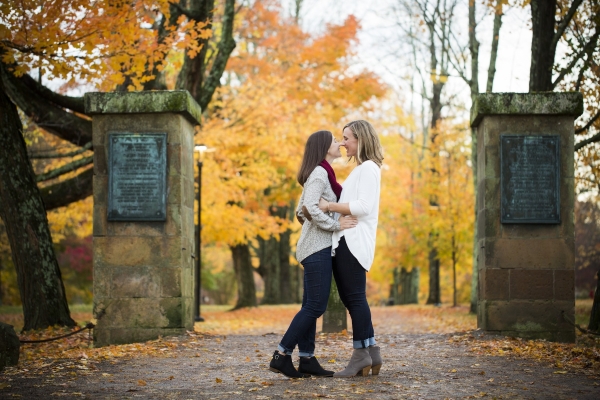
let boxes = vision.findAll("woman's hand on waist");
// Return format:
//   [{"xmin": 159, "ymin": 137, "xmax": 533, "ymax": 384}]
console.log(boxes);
[{"xmin": 338, "ymin": 214, "xmax": 358, "ymax": 230}]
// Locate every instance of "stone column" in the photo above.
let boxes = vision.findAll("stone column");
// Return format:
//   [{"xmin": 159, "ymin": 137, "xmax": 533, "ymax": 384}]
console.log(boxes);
[
  {"xmin": 472, "ymin": 92, "xmax": 583, "ymax": 343},
  {"xmin": 85, "ymin": 91, "xmax": 201, "ymax": 346}
]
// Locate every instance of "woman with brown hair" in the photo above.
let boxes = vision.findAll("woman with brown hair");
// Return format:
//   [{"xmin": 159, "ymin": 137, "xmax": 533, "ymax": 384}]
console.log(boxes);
[
  {"xmin": 318, "ymin": 120, "xmax": 384, "ymax": 377},
  {"xmin": 268, "ymin": 130, "xmax": 357, "ymax": 378}
]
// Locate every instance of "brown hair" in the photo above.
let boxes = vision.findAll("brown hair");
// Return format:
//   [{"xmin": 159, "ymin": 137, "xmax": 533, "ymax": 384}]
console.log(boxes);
[
  {"xmin": 297, "ymin": 130, "xmax": 333, "ymax": 186},
  {"xmin": 343, "ymin": 120, "xmax": 384, "ymax": 167}
]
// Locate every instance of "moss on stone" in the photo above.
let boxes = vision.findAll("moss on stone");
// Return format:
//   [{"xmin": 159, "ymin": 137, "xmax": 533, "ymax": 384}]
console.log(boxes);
[
  {"xmin": 471, "ymin": 92, "xmax": 584, "ymax": 127},
  {"xmin": 84, "ymin": 91, "xmax": 202, "ymax": 126}
]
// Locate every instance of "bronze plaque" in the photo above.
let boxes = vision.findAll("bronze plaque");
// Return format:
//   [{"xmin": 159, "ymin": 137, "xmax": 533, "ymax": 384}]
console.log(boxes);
[
  {"xmin": 500, "ymin": 135, "xmax": 560, "ymax": 224},
  {"xmin": 108, "ymin": 133, "xmax": 167, "ymax": 221}
]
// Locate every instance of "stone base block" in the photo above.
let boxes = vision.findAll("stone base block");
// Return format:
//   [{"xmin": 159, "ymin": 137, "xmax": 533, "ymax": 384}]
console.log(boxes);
[
  {"xmin": 94, "ymin": 297, "xmax": 193, "ymax": 330},
  {"xmin": 94, "ymin": 327, "xmax": 187, "ymax": 347},
  {"xmin": 478, "ymin": 300, "xmax": 575, "ymax": 343}
]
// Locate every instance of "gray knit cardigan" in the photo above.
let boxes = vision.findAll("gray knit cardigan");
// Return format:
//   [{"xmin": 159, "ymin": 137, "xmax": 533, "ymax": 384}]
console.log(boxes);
[{"xmin": 295, "ymin": 166, "xmax": 341, "ymax": 263}]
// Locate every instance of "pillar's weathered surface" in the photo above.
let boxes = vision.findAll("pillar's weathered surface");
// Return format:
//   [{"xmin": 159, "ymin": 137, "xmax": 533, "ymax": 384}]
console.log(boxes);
[
  {"xmin": 85, "ymin": 91, "xmax": 200, "ymax": 346},
  {"xmin": 472, "ymin": 92, "xmax": 583, "ymax": 342}
]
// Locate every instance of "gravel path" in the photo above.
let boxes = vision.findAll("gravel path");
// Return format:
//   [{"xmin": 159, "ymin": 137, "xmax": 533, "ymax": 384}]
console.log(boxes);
[{"xmin": 2, "ymin": 331, "xmax": 599, "ymax": 399}]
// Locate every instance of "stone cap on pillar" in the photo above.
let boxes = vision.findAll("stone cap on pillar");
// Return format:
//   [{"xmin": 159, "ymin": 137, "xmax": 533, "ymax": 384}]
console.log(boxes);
[
  {"xmin": 84, "ymin": 90, "xmax": 202, "ymax": 126},
  {"xmin": 470, "ymin": 92, "xmax": 583, "ymax": 127}
]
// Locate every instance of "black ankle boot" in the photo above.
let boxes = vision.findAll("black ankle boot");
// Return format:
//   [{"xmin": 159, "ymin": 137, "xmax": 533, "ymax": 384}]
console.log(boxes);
[
  {"xmin": 269, "ymin": 351, "xmax": 310, "ymax": 378},
  {"xmin": 298, "ymin": 356, "xmax": 334, "ymax": 377}
]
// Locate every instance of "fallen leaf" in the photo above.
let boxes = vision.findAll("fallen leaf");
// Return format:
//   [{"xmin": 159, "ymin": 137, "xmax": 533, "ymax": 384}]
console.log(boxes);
[
  {"xmin": 487, "ymin": 378, "xmax": 494, "ymax": 382},
  {"xmin": 328, "ymin": 359, "xmax": 336, "ymax": 363},
  {"xmin": 450, "ymin": 369, "xmax": 457, "ymax": 373},
  {"xmin": 554, "ymin": 371, "xmax": 567, "ymax": 374},
  {"xmin": 168, "ymin": 376, "xmax": 174, "ymax": 380},
  {"xmin": 137, "ymin": 380, "xmax": 147, "ymax": 386},
  {"xmin": 216, "ymin": 378, "xmax": 223, "ymax": 383},
  {"xmin": 478, "ymin": 371, "xmax": 485, "ymax": 375},
  {"xmin": 245, "ymin": 356, "xmax": 251, "ymax": 362}
]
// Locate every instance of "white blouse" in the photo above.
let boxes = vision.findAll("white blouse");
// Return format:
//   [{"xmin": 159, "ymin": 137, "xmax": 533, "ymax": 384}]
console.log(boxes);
[{"xmin": 332, "ymin": 160, "xmax": 381, "ymax": 271}]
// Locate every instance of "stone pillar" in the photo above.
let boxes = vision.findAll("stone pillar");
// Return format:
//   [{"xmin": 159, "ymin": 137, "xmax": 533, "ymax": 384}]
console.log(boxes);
[
  {"xmin": 472, "ymin": 93, "xmax": 583, "ymax": 342},
  {"xmin": 85, "ymin": 91, "xmax": 201, "ymax": 346}
]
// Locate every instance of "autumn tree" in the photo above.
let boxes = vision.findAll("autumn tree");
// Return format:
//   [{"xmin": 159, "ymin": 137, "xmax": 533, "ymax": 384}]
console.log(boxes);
[
  {"xmin": 197, "ymin": 0, "xmax": 385, "ymax": 307},
  {"xmin": 0, "ymin": 76, "xmax": 75, "ymax": 330},
  {"xmin": 0, "ymin": 0, "xmax": 236, "ymax": 329}
]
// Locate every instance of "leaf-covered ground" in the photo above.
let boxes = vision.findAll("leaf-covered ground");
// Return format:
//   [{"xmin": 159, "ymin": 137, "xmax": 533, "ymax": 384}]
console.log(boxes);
[{"xmin": 2, "ymin": 304, "xmax": 600, "ymax": 398}]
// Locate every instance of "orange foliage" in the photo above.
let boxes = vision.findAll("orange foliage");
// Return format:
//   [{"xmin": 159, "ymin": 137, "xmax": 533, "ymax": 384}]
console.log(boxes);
[
  {"xmin": 0, "ymin": 0, "xmax": 210, "ymax": 90},
  {"xmin": 198, "ymin": 0, "xmax": 386, "ymax": 246}
]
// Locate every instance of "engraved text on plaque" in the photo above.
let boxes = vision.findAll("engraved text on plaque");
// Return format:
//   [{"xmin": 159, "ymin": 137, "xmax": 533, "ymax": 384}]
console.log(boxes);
[
  {"xmin": 108, "ymin": 133, "xmax": 167, "ymax": 221},
  {"xmin": 500, "ymin": 135, "xmax": 560, "ymax": 224}
]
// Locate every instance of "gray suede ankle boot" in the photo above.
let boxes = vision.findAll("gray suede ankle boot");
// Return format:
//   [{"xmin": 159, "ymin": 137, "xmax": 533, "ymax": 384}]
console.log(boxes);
[
  {"xmin": 333, "ymin": 348, "xmax": 372, "ymax": 378},
  {"xmin": 368, "ymin": 346, "xmax": 382, "ymax": 375}
]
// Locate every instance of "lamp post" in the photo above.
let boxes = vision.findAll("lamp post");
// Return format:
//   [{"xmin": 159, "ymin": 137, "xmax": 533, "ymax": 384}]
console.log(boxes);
[{"xmin": 194, "ymin": 144, "xmax": 207, "ymax": 322}]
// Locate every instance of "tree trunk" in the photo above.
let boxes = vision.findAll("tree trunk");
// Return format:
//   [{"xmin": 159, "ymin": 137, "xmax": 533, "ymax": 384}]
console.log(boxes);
[
  {"xmin": 390, "ymin": 267, "xmax": 420, "ymax": 305},
  {"xmin": 279, "ymin": 227, "xmax": 294, "ymax": 304},
  {"xmin": 529, "ymin": 0, "xmax": 557, "ymax": 92},
  {"xmin": 256, "ymin": 203, "xmax": 294, "ymax": 305},
  {"xmin": 176, "ymin": 0, "xmax": 237, "ymax": 111},
  {"xmin": 426, "ymin": 237, "xmax": 441, "ymax": 305},
  {"xmin": 257, "ymin": 235, "xmax": 280, "ymax": 305},
  {"xmin": 230, "ymin": 243, "xmax": 256, "ymax": 309},
  {"xmin": 0, "ymin": 256, "xmax": 3, "ymax": 306},
  {"xmin": 430, "ymin": 82, "xmax": 444, "ymax": 130},
  {"xmin": 589, "ymin": 270, "xmax": 600, "ymax": 331},
  {"xmin": 486, "ymin": 2, "xmax": 503, "ymax": 93},
  {"xmin": 175, "ymin": 0, "xmax": 215, "ymax": 100},
  {"xmin": 468, "ymin": 0, "xmax": 481, "ymax": 314},
  {"xmin": 322, "ymin": 280, "xmax": 347, "ymax": 333},
  {"xmin": 0, "ymin": 85, "xmax": 75, "ymax": 331}
]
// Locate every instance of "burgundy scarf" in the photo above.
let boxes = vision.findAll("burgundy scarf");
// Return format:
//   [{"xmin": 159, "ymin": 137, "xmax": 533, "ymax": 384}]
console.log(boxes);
[{"xmin": 319, "ymin": 160, "xmax": 342, "ymax": 200}]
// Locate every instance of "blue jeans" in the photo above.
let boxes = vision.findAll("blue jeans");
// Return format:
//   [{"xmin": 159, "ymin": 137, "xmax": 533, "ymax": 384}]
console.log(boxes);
[
  {"xmin": 278, "ymin": 247, "xmax": 332, "ymax": 357},
  {"xmin": 333, "ymin": 236, "xmax": 376, "ymax": 349}
]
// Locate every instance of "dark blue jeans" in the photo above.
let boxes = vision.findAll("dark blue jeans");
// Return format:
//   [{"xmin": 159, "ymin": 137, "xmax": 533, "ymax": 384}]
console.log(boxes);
[
  {"xmin": 333, "ymin": 236, "xmax": 375, "ymax": 348},
  {"xmin": 279, "ymin": 247, "xmax": 332, "ymax": 356}
]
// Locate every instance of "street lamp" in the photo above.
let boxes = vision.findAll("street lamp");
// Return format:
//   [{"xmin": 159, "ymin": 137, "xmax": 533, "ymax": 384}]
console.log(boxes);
[{"xmin": 194, "ymin": 144, "xmax": 208, "ymax": 322}]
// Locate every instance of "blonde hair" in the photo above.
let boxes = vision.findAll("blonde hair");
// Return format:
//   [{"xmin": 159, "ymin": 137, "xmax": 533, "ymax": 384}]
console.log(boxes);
[{"xmin": 343, "ymin": 120, "xmax": 383, "ymax": 167}]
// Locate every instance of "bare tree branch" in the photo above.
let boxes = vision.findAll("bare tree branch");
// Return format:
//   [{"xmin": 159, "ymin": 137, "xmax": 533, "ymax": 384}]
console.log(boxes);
[
  {"xmin": 551, "ymin": 0, "xmax": 585, "ymax": 56},
  {"xmin": 30, "ymin": 142, "xmax": 93, "ymax": 159},
  {"xmin": 20, "ymin": 73, "xmax": 85, "ymax": 113},
  {"xmin": 198, "ymin": 0, "xmax": 236, "ymax": 111},
  {"xmin": 486, "ymin": 1, "xmax": 503, "ymax": 92},
  {"xmin": 576, "ymin": 109, "xmax": 600, "ymax": 134},
  {"xmin": 0, "ymin": 64, "xmax": 92, "ymax": 146},
  {"xmin": 552, "ymin": 27, "xmax": 600, "ymax": 88},
  {"xmin": 39, "ymin": 168, "xmax": 93, "ymax": 210},
  {"xmin": 575, "ymin": 132, "xmax": 600, "ymax": 151},
  {"xmin": 36, "ymin": 155, "xmax": 93, "ymax": 183}
]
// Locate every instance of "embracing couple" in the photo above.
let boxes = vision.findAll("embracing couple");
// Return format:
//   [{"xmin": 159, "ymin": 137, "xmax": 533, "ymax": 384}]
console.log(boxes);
[{"xmin": 269, "ymin": 120, "xmax": 383, "ymax": 378}]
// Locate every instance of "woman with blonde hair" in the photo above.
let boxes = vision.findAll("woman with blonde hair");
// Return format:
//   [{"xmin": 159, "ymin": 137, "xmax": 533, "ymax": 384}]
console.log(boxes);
[{"xmin": 318, "ymin": 120, "xmax": 384, "ymax": 377}]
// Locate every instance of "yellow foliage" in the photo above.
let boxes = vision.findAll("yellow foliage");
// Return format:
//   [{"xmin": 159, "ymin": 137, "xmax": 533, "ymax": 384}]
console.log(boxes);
[
  {"xmin": 370, "ymin": 105, "xmax": 474, "ymax": 304},
  {"xmin": 198, "ymin": 1, "xmax": 386, "ymax": 247}
]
